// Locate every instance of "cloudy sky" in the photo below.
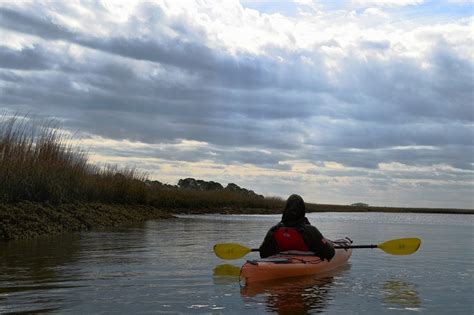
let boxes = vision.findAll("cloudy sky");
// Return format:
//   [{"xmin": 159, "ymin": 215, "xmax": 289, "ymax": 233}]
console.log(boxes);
[{"xmin": 0, "ymin": 0, "xmax": 472, "ymax": 208}]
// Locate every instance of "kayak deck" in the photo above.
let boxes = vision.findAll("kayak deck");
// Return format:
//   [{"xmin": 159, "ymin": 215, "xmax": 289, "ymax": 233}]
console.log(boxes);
[{"xmin": 240, "ymin": 239, "xmax": 352, "ymax": 285}]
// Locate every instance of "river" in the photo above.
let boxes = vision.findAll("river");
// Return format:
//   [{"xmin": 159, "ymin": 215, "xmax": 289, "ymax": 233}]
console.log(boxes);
[{"xmin": 1, "ymin": 212, "xmax": 472, "ymax": 314}]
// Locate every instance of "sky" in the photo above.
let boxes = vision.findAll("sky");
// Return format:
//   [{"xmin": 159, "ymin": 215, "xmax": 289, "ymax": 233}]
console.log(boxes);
[{"xmin": 0, "ymin": 0, "xmax": 473, "ymax": 209}]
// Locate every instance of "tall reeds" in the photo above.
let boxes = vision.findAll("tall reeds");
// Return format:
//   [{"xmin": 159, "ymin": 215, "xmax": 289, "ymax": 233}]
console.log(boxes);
[
  {"xmin": 0, "ymin": 114, "xmax": 283, "ymax": 210},
  {"xmin": 0, "ymin": 114, "xmax": 147, "ymax": 204}
]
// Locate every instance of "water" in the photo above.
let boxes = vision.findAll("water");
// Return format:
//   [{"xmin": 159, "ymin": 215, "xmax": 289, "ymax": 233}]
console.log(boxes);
[{"xmin": 0, "ymin": 212, "xmax": 473, "ymax": 314}]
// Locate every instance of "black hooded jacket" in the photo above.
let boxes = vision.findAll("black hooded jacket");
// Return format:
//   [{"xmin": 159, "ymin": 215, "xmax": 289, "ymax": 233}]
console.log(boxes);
[{"xmin": 259, "ymin": 194, "xmax": 335, "ymax": 260}]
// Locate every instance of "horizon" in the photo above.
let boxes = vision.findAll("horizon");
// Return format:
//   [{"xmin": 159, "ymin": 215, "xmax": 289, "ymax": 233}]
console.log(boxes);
[{"xmin": 0, "ymin": 0, "xmax": 472, "ymax": 209}]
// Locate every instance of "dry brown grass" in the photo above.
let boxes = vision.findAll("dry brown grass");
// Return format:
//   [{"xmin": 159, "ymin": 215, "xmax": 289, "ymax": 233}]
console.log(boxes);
[
  {"xmin": 0, "ymin": 114, "xmax": 152, "ymax": 204},
  {"xmin": 0, "ymin": 114, "xmax": 283, "ymax": 210}
]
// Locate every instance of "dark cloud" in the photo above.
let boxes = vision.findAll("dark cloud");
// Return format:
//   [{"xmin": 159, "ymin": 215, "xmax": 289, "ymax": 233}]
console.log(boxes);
[
  {"xmin": 0, "ymin": 7, "xmax": 74, "ymax": 40},
  {"xmin": 316, "ymin": 120, "xmax": 473, "ymax": 148},
  {"xmin": 0, "ymin": 45, "xmax": 50, "ymax": 70}
]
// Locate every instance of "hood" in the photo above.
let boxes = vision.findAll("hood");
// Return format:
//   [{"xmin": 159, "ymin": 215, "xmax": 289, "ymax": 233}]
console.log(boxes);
[{"xmin": 281, "ymin": 194, "xmax": 306, "ymax": 226}]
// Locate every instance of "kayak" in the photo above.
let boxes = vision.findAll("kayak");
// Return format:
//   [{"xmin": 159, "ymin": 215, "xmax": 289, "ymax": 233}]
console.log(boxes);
[{"xmin": 240, "ymin": 238, "xmax": 352, "ymax": 285}]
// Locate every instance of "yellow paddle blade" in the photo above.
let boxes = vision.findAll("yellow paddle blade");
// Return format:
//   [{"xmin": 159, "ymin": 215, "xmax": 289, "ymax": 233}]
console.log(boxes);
[
  {"xmin": 214, "ymin": 243, "xmax": 252, "ymax": 260},
  {"xmin": 213, "ymin": 264, "xmax": 241, "ymax": 277},
  {"xmin": 378, "ymin": 238, "xmax": 421, "ymax": 255}
]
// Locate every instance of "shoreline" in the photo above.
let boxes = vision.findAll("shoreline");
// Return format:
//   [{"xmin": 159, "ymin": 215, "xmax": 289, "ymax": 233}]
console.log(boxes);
[
  {"xmin": 305, "ymin": 203, "xmax": 474, "ymax": 215},
  {"xmin": 1, "ymin": 202, "xmax": 472, "ymax": 242},
  {"xmin": 172, "ymin": 204, "xmax": 474, "ymax": 215},
  {"xmin": 0, "ymin": 202, "xmax": 174, "ymax": 241}
]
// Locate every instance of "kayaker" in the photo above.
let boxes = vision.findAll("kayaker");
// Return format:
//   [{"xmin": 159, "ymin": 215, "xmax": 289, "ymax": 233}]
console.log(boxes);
[{"xmin": 259, "ymin": 194, "xmax": 335, "ymax": 260}]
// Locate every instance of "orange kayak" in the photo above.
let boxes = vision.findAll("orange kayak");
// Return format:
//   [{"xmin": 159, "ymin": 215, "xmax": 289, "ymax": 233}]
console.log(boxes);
[{"xmin": 240, "ymin": 239, "xmax": 352, "ymax": 285}]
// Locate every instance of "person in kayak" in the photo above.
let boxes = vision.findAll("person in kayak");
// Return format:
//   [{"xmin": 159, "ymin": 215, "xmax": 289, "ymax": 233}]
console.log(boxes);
[{"xmin": 259, "ymin": 194, "xmax": 335, "ymax": 260}]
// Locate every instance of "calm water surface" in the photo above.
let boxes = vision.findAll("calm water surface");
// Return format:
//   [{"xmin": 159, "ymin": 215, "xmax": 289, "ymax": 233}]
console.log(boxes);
[{"xmin": 1, "ymin": 212, "xmax": 473, "ymax": 314}]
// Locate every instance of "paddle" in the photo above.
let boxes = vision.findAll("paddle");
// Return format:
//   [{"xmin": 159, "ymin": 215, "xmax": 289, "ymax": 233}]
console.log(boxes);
[{"xmin": 214, "ymin": 238, "xmax": 421, "ymax": 260}]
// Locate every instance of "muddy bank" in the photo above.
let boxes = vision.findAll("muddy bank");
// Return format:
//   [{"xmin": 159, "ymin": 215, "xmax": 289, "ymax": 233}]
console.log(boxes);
[{"xmin": 0, "ymin": 202, "xmax": 174, "ymax": 241}]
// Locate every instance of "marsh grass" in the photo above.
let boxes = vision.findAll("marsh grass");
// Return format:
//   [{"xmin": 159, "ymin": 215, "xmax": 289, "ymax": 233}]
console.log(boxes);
[
  {"xmin": 0, "ymin": 114, "xmax": 283, "ymax": 210},
  {"xmin": 0, "ymin": 114, "xmax": 146, "ymax": 204},
  {"xmin": 148, "ymin": 186, "xmax": 283, "ymax": 211}
]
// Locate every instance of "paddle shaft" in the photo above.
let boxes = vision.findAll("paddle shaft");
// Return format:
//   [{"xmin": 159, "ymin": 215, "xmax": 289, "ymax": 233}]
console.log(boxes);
[
  {"xmin": 334, "ymin": 245, "xmax": 377, "ymax": 249},
  {"xmin": 247, "ymin": 245, "xmax": 377, "ymax": 252}
]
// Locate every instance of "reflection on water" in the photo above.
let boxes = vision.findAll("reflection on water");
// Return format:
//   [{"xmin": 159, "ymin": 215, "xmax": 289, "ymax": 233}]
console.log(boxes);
[
  {"xmin": 382, "ymin": 280, "xmax": 421, "ymax": 310},
  {"xmin": 0, "ymin": 234, "xmax": 82, "ymax": 314},
  {"xmin": 0, "ymin": 224, "xmax": 150, "ymax": 314},
  {"xmin": 212, "ymin": 264, "xmax": 240, "ymax": 288},
  {"xmin": 213, "ymin": 264, "xmax": 241, "ymax": 277},
  {"xmin": 241, "ymin": 266, "xmax": 350, "ymax": 314},
  {"xmin": 0, "ymin": 234, "xmax": 81, "ymax": 278}
]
